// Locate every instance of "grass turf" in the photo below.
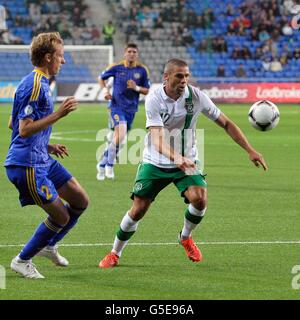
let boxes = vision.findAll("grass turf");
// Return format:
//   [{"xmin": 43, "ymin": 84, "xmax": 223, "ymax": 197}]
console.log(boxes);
[{"xmin": 0, "ymin": 103, "xmax": 299, "ymax": 300}]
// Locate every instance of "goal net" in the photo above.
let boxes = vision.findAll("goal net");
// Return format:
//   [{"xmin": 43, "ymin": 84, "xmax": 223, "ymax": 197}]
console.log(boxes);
[{"xmin": 0, "ymin": 45, "xmax": 113, "ymax": 84}]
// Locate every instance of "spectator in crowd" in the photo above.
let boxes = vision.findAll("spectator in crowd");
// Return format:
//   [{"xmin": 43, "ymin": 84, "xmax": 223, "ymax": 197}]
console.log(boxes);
[
  {"xmin": 280, "ymin": 44, "xmax": 292, "ymax": 64},
  {"xmin": 235, "ymin": 64, "xmax": 247, "ymax": 77},
  {"xmin": 231, "ymin": 46, "xmax": 251, "ymax": 59},
  {"xmin": 182, "ymin": 28, "xmax": 195, "ymax": 46},
  {"xmin": 225, "ymin": 3, "xmax": 235, "ymax": 16},
  {"xmin": 102, "ymin": 20, "xmax": 116, "ymax": 45},
  {"xmin": 105, "ymin": 0, "xmax": 298, "ymax": 82},
  {"xmin": 249, "ymin": 27, "xmax": 259, "ymax": 41},
  {"xmin": 262, "ymin": 56, "xmax": 272, "ymax": 71},
  {"xmin": 293, "ymin": 47, "xmax": 300, "ymax": 59},
  {"xmin": 81, "ymin": 27, "xmax": 93, "ymax": 43},
  {"xmin": 171, "ymin": 25, "xmax": 184, "ymax": 46},
  {"xmin": 258, "ymin": 28, "xmax": 270, "ymax": 42},
  {"xmin": 185, "ymin": 9, "xmax": 198, "ymax": 27},
  {"xmin": 269, "ymin": 57, "xmax": 283, "ymax": 72},
  {"xmin": 217, "ymin": 64, "xmax": 226, "ymax": 77},
  {"xmin": 0, "ymin": 30, "xmax": 23, "ymax": 44},
  {"xmin": 202, "ymin": 9, "xmax": 214, "ymax": 29},
  {"xmin": 254, "ymin": 46, "xmax": 263, "ymax": 60},
  {"xmin": 197, "ymin": 38, "xmax": 209, "ymax": 52},
  {"xmin": 227, "ymin": 21, "xmax": 236, "ymax": 36},
  {"xmin": 138, "ymin": 27, "xmax": 151, "ymax": 41},
  {"xmin": 59, "ymin": 22, "xmax": 72, "ymax": 40},
  {"xmin": 212, "ymin": 36, "xmax": 228, "ymax": 53},
  {"xmin": 153, "ymin": 16, "xmax": 163, "ymax": 29},
  {"xmin": 90, "ymin": 24, "xmax": 101, "ymax": 44}
]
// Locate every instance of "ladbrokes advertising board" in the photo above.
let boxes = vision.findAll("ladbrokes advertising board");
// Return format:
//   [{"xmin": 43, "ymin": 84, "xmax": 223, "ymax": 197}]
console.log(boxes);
[{"xmin": 200, "ymin": 83, "xmax": 300, "ymax": 103}]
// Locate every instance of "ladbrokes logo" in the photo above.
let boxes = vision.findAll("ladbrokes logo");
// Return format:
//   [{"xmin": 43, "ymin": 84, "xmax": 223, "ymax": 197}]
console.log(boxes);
[
  {"xmin": 284, "ymin": 0, "xmax": 300, "ymax": 29},
  {"xmin": 256, "ymin": 86, "xmax": 300, "ymax": 99},
  {"xmin": 202, "ymin": 87, "xmax": 248, "ymax": 99}
]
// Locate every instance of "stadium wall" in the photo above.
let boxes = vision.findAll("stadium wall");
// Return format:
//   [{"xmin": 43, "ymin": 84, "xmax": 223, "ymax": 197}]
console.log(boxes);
[{"xmin": 1, "ymin": 82, "xmax": 300, "ymax": 103}]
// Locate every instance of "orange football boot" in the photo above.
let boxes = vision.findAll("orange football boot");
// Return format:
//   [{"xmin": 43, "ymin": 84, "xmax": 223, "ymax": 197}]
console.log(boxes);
[{"xmin": 99, "ymin": 252, "xmax": 119, "ymax": 268}]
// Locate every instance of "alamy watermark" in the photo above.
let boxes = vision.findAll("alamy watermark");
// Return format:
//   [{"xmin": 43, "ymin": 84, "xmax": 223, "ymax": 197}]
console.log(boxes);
[
  {"xmin": 291, "ymin": 265, "xmax": 300, "ymax": 289},
  {"xmin": 0, "ymin": 265, "xmax": 6, "ymax": 289},
  {"xmin": 96, "ymin": 128, "xmax": 205, "ymax": 173}
]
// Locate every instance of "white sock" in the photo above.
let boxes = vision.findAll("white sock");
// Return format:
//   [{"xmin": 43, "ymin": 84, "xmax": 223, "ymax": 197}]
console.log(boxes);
[
  {"xmin": 112, "ymin": 212, "xmax": 139, "ymax": 257},
  {"xmin": 112, "ymin": 237, "xmax": 128, "ymax": 257},
  {"xmin": 181, "ymin": 205, "xmax": 206, "ymax": 239}
]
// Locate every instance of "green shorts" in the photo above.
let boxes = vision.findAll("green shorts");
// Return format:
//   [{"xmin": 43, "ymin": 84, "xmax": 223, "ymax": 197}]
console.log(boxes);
[{"xmin": 131, "ymin": 162, "xmax": 207, "ymax": 203}]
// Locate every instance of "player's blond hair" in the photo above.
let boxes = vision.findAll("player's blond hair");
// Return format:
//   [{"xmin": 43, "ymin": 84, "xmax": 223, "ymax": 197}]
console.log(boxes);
[{"xmin": 30, "ymin": 32, "xmax": 63, "ymax": 67}]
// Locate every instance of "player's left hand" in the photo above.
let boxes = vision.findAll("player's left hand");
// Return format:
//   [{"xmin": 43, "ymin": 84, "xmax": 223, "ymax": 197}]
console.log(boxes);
[
  {"xmin": 127, "ymin": 79, "xmax": 137, "ymax": 90},
  {"xmin": 249, "ymin": 150, "xmax": 268, "ymax": 171},
  {"xmin": 48, "ymin": 144, "xmax": 69, "ymax": 158}
]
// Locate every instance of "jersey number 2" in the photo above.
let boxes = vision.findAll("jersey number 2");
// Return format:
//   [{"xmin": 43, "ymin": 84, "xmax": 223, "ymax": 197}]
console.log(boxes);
[{"xmin": 41, "ymin": 185, "xmax": 53, "ymax": 200}]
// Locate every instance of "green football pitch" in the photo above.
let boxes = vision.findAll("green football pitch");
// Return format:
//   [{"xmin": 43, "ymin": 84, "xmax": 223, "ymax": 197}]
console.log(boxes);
[{"xmin": 0, "ymin": 103, "xmax": 299, "ymax": 300}]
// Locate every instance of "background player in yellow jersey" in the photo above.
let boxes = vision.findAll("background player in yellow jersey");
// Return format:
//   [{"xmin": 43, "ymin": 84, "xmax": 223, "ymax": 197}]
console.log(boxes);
[
  {"xmin": 96, "ymin": 43, "xmax": 150, "ymax": 180},
  {"xmin": 5, "ymin": 32, "xmax": 89, "ymax": 279}
]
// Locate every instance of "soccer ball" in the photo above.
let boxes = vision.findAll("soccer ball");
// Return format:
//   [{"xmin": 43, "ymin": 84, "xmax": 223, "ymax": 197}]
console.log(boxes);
[{"xmin": 248, "ymin": 100, "xmax": 280, "ymax": 131}]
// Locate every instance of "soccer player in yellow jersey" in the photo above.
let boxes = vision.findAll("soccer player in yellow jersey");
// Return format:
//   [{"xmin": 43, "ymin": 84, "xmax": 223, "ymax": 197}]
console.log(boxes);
[{"xmin": 5, "ymin": 32, "xmax": 89, "ymax": 279}]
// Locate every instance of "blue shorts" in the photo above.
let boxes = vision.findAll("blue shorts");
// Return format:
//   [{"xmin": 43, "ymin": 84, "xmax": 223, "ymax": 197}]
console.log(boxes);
[
  {"xmin": 109, "ymin": 109, "xmax": 136, "ymax": 131},
  {"xmin": 5, "ymin": 159, "xmax": 72, "ymax": 207}
]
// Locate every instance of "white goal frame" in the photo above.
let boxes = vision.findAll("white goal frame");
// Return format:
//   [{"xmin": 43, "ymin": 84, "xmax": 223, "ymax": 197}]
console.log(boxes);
[{"xmin": 0, "ymin": 44, "xmax": 114, "ymax": 80}]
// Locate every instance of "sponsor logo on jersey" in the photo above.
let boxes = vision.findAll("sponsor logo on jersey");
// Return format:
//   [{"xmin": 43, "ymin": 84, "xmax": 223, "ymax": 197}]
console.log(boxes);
[
  {"xmin": 134, "ymin": 182, "xmax": 143, "ymax": 192},
  {"xmin": 24, "ymin": 105, "xmax": 33, "ymax": 115},
  {"xmin": 185, "ymin": 100, "xmax": 194, "ymax": 114}
]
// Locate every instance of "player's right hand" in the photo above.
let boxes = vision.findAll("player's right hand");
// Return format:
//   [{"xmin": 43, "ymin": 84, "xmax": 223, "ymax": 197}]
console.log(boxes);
[
  {"xmin": 175, "ymin": 156, "xmax": 197, "ymax": 175},
  {"xmin": 104, "ymin": 92, "xmax": 112, "ymax": 100},
  {"xmin": 58, "ymin": 96, "xmax": 78, "ymax": 117}
]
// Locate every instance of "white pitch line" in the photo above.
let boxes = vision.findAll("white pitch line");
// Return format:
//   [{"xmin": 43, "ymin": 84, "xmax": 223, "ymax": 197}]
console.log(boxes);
[{"xmin": 0, "ymin": 240, "xmax": 300, "ymax": 248}]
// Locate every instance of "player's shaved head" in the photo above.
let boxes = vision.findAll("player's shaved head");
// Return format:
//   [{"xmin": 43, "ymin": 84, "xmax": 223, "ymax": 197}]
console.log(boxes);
[{"xmin": 164, "ymin": 59, "xmax": 188, "ymax": 74}]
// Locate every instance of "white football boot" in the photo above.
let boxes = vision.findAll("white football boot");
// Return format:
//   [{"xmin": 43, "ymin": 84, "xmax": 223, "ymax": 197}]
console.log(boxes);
[
  {"xmin": 11, "ymin": 256, "xmax": 45, "ymax": 279},
  {"xmin": 96, "ymin": 164, "xmax": 105, "ymax": 181},
  {"xmin": 105, "ymin": 166, "xmax": 115, "ymax": 179},
  {"xmin": 36, "ymin": 245, "xmax": 69, "ymax": 267}
]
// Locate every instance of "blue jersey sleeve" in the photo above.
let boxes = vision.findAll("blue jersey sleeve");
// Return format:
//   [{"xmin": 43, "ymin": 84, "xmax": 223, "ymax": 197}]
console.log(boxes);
[
  {"xmin": 141, "ymin": 66, "xmax": 151, "ymax": 89},
  {"xmin": 17, "ymin": 74, "xmax": 44, "ymax": 121},
  {"xmin": 17, "ymin": 94, "xmax": 38, "ymax": 121},
  {"xmin": 101, "ymin": 65, "xmax": 117, "ymax": 80}
]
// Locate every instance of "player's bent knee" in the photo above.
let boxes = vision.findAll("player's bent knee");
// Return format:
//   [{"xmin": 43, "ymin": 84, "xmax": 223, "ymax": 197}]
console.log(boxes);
[
  {"xmin": 79, "ymin": 192, "xmax": 89, "ymax": 210},
  {"xmin": 192, "ymin": 198, "xmax": 207, "ymax": 211},
  {"xmin": 54, "ymin": 212, "xmax": 70, "ymax": 227},
  {"xmin": 187, "ymin": 190, "xmax": 207, "ymax": 210}
]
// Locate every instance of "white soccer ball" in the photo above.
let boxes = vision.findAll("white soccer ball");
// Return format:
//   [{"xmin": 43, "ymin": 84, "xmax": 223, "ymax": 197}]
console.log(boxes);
[{"xmin": 248, "ymin": 100, "xmax": 280, "ymax": 131}]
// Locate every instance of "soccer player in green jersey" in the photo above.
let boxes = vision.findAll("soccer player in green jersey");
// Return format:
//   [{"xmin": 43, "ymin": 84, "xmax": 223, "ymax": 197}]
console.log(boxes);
[{"xmin": 99, "ymin": 59, "xmax": 267, "ymax": 268}]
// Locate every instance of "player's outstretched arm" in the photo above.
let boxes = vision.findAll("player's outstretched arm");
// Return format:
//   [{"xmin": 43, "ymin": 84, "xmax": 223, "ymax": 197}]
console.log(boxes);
[
  {"xmin": 215, "ymin": 113, "xmax": 268, "ymax": 171},
  {"xmin": 19, "ymin": 96, "xmax": 78, "ymax": 138}
]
